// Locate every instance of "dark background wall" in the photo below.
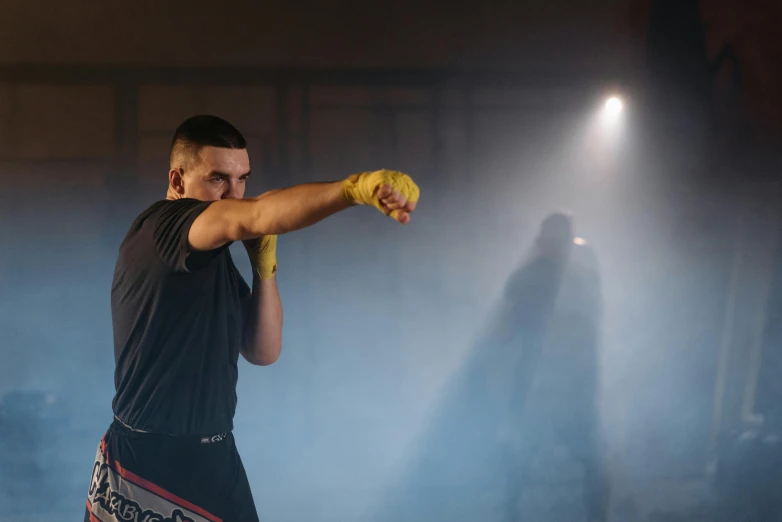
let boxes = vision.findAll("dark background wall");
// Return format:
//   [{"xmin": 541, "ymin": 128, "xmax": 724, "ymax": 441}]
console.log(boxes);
[{"xmin": 0, "ymin": 1, "xmax": 781, "ymax": 520}]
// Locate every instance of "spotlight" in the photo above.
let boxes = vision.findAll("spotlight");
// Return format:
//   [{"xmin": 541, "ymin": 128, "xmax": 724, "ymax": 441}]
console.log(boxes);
[
  {"xmin": 599, "ymin": 95, "xmax": 625, "ymax": 128},
  {"xmin": 603, "ymin": 96, "xmax": 624, "ymax": 118},
  {"xmin": 604, "ymin": 96, "xmax": 623, "ymax": 115}
]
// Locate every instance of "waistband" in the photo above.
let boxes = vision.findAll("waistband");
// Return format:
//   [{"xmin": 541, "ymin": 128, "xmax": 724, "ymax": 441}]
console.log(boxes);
[{"xmin": 110, "ymin": 416, "xmax": 231, "ymax": 445}]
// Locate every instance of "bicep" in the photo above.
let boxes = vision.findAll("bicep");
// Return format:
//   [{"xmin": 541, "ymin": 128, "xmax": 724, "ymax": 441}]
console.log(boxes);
[{"xmin": 188, "ymin": 198, "xmax": 258, "ymax": 252}]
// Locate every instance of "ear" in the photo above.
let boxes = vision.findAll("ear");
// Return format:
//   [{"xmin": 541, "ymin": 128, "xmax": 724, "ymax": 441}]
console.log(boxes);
[{"xmin": 169, "ymin": 168, "xmax": 186, "ymax": 195}]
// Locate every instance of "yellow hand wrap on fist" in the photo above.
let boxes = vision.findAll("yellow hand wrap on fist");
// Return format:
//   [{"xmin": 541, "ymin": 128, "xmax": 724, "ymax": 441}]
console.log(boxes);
[
  {"xmin": 341, "ymin": 169, "xmax": 420, "ymax": 222},
  {"xmin": 243, "ymin": 235, "xmax": 278, "ymax": 280}
]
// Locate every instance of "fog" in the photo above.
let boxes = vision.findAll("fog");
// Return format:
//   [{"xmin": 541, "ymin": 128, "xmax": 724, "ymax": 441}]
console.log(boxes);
[{"xmin": 0, "ymin": 95, "xmax": 776, "ymax": 521}]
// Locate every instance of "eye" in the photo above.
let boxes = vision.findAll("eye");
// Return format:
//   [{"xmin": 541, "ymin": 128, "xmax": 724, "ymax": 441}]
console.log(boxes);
[{"xmin": 210, "ymin": 176, "xmax": 224, "ymax": 183}]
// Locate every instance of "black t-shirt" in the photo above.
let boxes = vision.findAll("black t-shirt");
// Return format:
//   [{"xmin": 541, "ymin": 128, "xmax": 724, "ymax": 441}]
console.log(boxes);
[{"xmin": 111, "ymin": 198, "xmax": 250, "ymax": 436}]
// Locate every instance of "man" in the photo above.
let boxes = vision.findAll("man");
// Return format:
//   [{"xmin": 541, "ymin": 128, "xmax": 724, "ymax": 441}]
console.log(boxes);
[
  {"xmin": 84, "ymin": 115, "xmax": 419, "ymax": 522},
  {"xmin": 499, "ymin": 212, "xmax": 609, "ymax": 522}
]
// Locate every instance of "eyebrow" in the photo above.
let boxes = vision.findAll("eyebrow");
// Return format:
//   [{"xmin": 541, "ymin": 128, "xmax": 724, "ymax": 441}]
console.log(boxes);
[{"xmin": 208, "ymin": 170, "xmax": 251, "ymax": 178}]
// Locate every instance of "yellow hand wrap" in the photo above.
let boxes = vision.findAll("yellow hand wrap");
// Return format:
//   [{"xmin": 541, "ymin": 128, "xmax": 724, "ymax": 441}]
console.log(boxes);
[
  {"xmin": 244, "ymin": 235, "xmax": 278, "ymax": 280},
  {"xmin": 341, "ymin": 169, "xmax": 420, "ymax": 219}
]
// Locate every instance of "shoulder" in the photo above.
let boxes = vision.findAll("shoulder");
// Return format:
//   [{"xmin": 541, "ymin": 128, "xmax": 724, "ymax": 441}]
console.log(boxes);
[
  {"xmin": 126, "ymin": 199, "xmax": 213, "ymax": 239},
  {"xmin": 123, "ymin": 199, "xmax": 200, "ymax": 228},
  {"xmin": 149, "ymin": 198, "xmax": 211, "ymax": 221},
  {"xmin": 119, "ymin": 199, "xmax": 211, "ymax": 253},
  {"xmin": 118, "ymin": 200, "xmax": 166, "ymax": 245},
  {"xmin": 128, "ymin": 200, "xmax": 166, "ymax": 227}
]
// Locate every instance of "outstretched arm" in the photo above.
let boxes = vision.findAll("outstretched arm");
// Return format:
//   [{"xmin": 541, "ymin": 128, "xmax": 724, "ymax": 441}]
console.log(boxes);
[
  {"xmin": 187, "ymin": 170, "xmax": 419, "ymax": 252},
  {"xmin": 189, "ymin": 181, "xmax": 347, "ymax": 252}
]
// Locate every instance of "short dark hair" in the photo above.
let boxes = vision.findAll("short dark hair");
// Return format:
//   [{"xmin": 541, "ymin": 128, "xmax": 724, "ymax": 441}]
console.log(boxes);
[{"xmin": 169, "ymin": 115, "xmax": 247, "ymax": 168}]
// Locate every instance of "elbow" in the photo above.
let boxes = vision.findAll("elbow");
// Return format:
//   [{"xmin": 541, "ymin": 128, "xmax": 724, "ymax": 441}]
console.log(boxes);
[
  {"xmin": 244, "ymin": 343, "xmax": 282, "ymax": 366},
  {"xmin": 254, "ymin": 353, "xmax": 280, "ymax": 366},
  {"xmin": 245, "ymin": 353, "xmax": 278, "ymax": 366}
]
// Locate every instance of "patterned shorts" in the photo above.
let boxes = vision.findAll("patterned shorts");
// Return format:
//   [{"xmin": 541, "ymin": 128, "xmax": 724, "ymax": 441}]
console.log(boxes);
[{"xmin": 84, "ymin": 420, "xmax": 258, "ymax": 522}]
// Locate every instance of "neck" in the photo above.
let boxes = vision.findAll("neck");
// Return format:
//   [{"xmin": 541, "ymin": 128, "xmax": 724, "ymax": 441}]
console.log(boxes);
[{"xmin": 166, "ymin": 187, "xmax": 182, "ymax": 200}]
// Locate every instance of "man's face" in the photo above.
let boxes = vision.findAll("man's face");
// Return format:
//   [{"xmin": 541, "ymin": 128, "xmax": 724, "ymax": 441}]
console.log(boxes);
[{"xmin": 172, "ymin": 146, "xmax": 251, "ymax": 201}]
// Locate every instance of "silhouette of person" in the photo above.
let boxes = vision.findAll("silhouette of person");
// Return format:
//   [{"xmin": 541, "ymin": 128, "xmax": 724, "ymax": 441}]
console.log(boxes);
[{"xmin": 499, "ymin": 212, "xmax": 609, "ymax": 522}]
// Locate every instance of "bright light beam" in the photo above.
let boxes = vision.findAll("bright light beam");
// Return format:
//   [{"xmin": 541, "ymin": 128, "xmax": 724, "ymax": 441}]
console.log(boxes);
[
  {"xmin": 599, "ymin": 96, "xmax": 624, "ymax": 132},
  {"xmin": 601, "ymin": 96, "xmax": 624, "ymax": 125},
  {"xmin": 605, "ymin": 96, "xmax": 623, "ymax": 115}
]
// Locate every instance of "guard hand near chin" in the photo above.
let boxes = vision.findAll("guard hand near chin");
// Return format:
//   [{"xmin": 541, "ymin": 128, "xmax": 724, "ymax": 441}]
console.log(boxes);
[
  {"xmin": 243, "ymin": 235, "xmax": 277, "ymax": 279},
  {"xmin": 341, "ymin": 169, "xmax": 420, "ymax": 224}
]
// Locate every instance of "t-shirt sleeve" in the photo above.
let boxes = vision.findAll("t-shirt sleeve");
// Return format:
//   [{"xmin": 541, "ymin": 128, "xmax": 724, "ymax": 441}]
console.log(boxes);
[{"xmin": 149, "ymin": 198, "xmax": 224, "ymax": 273}]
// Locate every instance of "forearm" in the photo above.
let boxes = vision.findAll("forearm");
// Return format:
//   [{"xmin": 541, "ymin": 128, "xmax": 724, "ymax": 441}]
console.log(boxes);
[
  {"xmin": 243, "ymin": 181, "xmax": 349, "ymax": 237},
  {"xmin": 242, "ymin": 275, "xmax": 283, "ymax": 366}
]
